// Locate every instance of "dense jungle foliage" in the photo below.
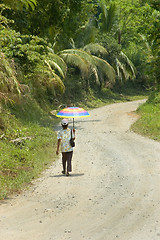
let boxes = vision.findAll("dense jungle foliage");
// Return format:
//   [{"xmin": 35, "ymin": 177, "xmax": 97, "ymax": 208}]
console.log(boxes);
[{"xmin": 0, "ymin": 0, "xmax": 159, "ymax": 198}]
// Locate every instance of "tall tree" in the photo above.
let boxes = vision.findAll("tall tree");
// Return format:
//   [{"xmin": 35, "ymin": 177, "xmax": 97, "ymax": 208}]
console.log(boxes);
[
  {"xmin": 3, "ymin": 0, "xmax": 95, "ymax": 51},
  {"xmin": 146, "ymin": 0, "xmax": 160, "ymax": 87}
]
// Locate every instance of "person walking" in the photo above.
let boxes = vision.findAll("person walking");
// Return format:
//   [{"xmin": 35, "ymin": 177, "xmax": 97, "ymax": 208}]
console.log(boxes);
[{"xmin": 56, "ymin": 119, "xmax": 75, "ymax": 176}]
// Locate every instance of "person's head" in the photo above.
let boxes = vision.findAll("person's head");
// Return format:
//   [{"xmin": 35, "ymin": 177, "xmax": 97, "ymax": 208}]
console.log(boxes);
[{"xmin": 61, "ymin": 118, "xmax": 68, "ymax": 129}]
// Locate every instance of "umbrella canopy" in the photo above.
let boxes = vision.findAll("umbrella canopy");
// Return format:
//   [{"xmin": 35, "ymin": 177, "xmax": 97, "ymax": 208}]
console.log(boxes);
[{"xmin": 56, "ymin": 107, "xmax": 90, "ymax": 127}]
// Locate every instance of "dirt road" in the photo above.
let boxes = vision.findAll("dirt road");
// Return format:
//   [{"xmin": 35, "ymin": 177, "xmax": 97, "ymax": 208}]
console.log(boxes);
[{"xmin": 0, "ymin": 100, "xmax": 160, "ymax": 240}]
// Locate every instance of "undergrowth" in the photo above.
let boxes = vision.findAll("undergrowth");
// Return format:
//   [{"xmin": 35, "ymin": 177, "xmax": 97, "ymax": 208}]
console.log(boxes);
[
  {"xmin": 132, "ymin": 91, "xmax": 160, "ymax": 141},
  {"xmin": 0, "ymin": 98, "xmax": 58, "ymax": 199}
]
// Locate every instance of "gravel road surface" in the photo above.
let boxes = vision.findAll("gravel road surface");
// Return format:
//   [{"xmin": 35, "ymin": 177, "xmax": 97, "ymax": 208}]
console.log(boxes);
[{"xmin": 0, "ymin": 99, "xmax": 160, "ymax": 240}]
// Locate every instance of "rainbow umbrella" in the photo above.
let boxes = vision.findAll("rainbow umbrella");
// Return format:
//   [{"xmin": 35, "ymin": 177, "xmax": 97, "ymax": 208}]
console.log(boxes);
[{"xmin": 56, "ymin": 107, "xmax": 90, "ymax": 128}]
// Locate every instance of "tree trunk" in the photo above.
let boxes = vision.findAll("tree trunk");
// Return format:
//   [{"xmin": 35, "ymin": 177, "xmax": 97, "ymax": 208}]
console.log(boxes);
[{"xmin": 118, "ymin": 29, "xmax": 121, "ymax": 44}]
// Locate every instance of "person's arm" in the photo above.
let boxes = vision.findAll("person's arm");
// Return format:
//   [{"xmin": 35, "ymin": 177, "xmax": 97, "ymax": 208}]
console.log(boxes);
[{"xmin": 56, "ymin": 139, "xmax": 61, "ymax": 155}]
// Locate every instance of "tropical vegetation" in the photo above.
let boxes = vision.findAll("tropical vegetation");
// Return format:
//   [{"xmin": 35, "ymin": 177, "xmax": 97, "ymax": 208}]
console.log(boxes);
[{"xmin": 0, "ymin": 0, "xmax": 159, "ymax": 198}]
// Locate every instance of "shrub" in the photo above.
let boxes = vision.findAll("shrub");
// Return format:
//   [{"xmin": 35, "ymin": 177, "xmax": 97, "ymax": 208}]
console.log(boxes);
[{"xmin": 147, "ymin": 91, "xmax": 160, "ymax": 105}]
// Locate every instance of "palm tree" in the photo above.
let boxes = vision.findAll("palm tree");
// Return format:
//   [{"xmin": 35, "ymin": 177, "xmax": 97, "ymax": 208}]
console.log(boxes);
[
  {"xmin": 58, "ymin": 43, "xmax": 116, "ymax": 90},
  {"xmin": 98, "ymin": 1, "xmax": 117, "ymax": 33},
  {"xmin": 96, "ymin": 1, "xmax": 136, "ymax": 82},
  {"xmin": 115, "ymin": 51, "xmax": 136, "ymax": 82}
]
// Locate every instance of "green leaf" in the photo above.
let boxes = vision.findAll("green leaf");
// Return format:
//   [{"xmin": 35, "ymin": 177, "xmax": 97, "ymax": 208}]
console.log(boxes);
[
  {"xmin": 120, "ymin": 51, "xmax": 136, "ymax": 79},
  {"xmin": 59, "ymin": 53, "xmax": 89, "ymax": 78},
  {"xmin": 47, "ymin": 60, "xmax": 65, "ymax": 79},
  {"xmin": 59, "ymin": 49, "xmax": 94, "ymax": 66},
  {"xmin": 83, "ymin": 43, "xmax": 108, "ymax": 56},
  {"xmin": 49, "ymin": 54, "xmax": 67, "ymax": 77},
  {"xmin": 92, "ymin": 55, "xmax": 116, "ymax": 83}
]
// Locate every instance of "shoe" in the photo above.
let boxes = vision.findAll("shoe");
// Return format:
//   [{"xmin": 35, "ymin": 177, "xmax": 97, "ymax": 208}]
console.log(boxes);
[
  {"xmin": 62, "ymin": 171, "xmax": 65, "ymax": 174},
  {"xmin": 66, "ymin": 172, "xmax": 70, "ymax": 176}
]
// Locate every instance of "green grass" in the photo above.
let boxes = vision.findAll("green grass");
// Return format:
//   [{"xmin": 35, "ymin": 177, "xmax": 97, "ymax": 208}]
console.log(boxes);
[
  {"xmin": 0, "ymin": 99, "xmax": 59, "ymax": 199},
  {"xmin": 132, "ymin": 102, "xmax": 160, "ymax": 141}
]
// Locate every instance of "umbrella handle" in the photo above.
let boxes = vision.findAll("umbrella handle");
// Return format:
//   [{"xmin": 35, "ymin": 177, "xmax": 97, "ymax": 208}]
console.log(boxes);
[{"xmin": 73, "ymin": 118, "xmax": 74, "ymax": 129}]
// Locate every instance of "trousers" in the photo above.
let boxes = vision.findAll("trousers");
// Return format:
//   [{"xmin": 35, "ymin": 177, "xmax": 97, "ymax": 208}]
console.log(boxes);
[{"xmin": 62, "ymin": 151, "xmax": 73, "ymax": 172}]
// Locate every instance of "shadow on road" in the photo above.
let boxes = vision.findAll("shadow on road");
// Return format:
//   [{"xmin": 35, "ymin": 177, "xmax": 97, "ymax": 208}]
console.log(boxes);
[
  {"xmin": 50, "ymin": 173, "xmax": 84, "ymax": 178},
  {"xmin": 0, "ymin": 197, "xmax": 14, "ymax": 205}
]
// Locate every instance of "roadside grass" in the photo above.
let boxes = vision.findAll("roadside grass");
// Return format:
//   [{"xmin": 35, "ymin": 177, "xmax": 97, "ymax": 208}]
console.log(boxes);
[
  {"xmin": 0, "ymin": 99, "xmax": 58, "ymax": 199},
  {"xmin": 131, "ymin": 92, "xmax": 160, "ymax": 141}
]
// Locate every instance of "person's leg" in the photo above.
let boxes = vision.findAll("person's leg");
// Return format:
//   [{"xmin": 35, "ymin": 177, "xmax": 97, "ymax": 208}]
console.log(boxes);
[
  {"xmin": 66, "ymin": 151, "xmax": 73, "ymax": 175},
  {"xmin": 62, "ymin": 152, "xmax": 67, "ymax": 174}
]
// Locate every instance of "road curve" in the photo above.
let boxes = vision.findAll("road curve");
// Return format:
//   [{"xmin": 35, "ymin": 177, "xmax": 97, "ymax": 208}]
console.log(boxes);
[{"xmin": 0, "ymin": 99, "xmax": 160, "ymax": 240}]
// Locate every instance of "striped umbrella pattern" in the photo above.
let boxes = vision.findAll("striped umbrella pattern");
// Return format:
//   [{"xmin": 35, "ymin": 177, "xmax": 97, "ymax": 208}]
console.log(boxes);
[{"xmin": 56, "ymin": 107, "xmax": 90, "ymax": 127}]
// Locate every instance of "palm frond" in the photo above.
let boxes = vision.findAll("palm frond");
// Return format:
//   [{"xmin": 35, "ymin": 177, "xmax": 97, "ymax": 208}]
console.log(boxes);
[
  {"xmin": 47, "ymin": 46, "xmax": 55, "ymax": 54},
  {"xmin": 116, "ymin": 58, "xmax": 128, "ymax": 81},
  {"xmin": 115, "ymin": 58, "xmax": 121, "ymax": 79},
  {"xmin": 49, "ymin": 54, "xmax": 67, "ymax": 72},
  {"xmin": 46, "ymin": 54, "xmax": 67, "ymax": 77},
  {"xmin": 69, "ymin": 38, "xmax": 76, "ymax": 49},
  {"xmin": 45, "ymin": 60, "xmax": 65, "ymax": 95},
  {"xmin": 47, "ymin": 60, "xmax": 65, "ymax": 78},
  {"xmin": 83, "ymin": 43, "xmax": 108, "ymax": 56},
  {"xmin": 59, "ymin": 53, "xmax": 89, "ymax": 77},
  {"xmin": 92, "ymin": 67, "xmax": 100, "ymax": 85},
  {"xmin": 44, "ymin": 60, "xmax": 61, "ymax": 78},
  {"xmin": 93, "ymin": 55, "xmax": 116, "ymax": 83},
  {"xmin": 98, "ymin": 1, "xmax": 117, "ymax": 32},
  {"xmin": 59, "ymin": 49, "xmax": 95, "ymax": 67},
  {"xmin": 99, "ymin": 0, "xmax": 107, "ymax": 30},
  {"xmin": 120, "ymin": 51, "xmax": 136, "ymax": 79},
  {"xmin": 106, "ymin": 3, "xmax": 116, "ymax": 32}
]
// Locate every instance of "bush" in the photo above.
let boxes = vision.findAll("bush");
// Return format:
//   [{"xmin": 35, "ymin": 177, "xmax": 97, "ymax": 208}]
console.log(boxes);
[{"xmin": 147, "ymin": 91, "xmax": 160, "ymax": 105}]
